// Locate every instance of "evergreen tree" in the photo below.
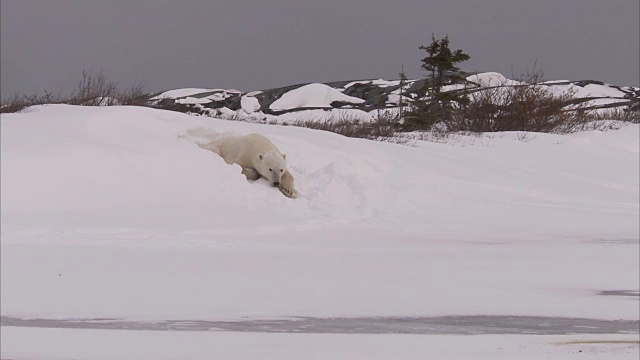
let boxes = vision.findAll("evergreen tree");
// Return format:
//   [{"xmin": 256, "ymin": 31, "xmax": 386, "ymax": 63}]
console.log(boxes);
[
  {"xmin": 398, "ymin": 65, "xmax": 408, "ymax": 121},
  {"xmin": 405, "ymin": 34, "xmax": 470, "ymax": 130}
]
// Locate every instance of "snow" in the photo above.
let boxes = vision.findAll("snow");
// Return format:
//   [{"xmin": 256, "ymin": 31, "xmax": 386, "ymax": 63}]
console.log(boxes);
[
  {"xmin": 3, "ymin": 327, "xmax": 638, "ymax": 360},
  {"xmin": 241, "ymin": 96, "xmax": 261, "ymax": 113},
  {"xmin": 467, "ymin": 72, "xmax": 527, "ymax": 88},
  {"xmin": 245, "ymin": 90, "xmax": 263, "ymax": 97},
  {"xmin": 270, "ymin": 83, "xmax": 365, "ymax": 111},
  {"xmin": 543, "ymin": 82, "xmax": 628, "ymax": 100},
  {"xmin": 1, "ymin": 105, "xmax": 638, "ymax": 358},
  {"xmin": 343, "ymin": 79, "xmax": 403, "ymax": 88},
  {"xmin": 175, "ymin": 96, "xmax": 212, "ymax": 105},
  {"xmin": 579, "ymin": 84, "xmax": 628, "ymax": 98},
  {"xmin": 150, "ymin": 88, "xmax": 226, "ymax": 100}
]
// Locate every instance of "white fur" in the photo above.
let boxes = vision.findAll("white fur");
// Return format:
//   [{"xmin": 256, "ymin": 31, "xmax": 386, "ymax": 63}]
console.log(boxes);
[{"xmin": 193, "ymin": 132, "xmax": 297, "ymax": 198}]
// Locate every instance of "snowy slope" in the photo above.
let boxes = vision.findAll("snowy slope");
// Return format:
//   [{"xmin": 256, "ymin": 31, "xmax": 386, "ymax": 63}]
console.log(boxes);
[{"xmin": 1, "ymin": 105, "xmax": 638, "ymax": 358}]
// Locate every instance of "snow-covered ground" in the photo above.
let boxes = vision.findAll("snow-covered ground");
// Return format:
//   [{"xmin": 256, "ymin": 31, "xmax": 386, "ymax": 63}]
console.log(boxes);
[
  {"xmin": 1, "ymin": 105, "xmax": 638, "ymax": 359},
  {"xmin": 3, "ymin": 327, "xmax": 639, "ymax": 360}
]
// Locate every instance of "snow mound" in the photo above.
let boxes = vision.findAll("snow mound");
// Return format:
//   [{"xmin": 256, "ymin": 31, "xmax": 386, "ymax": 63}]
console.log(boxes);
[
  {"xmin": 270, "ymin": 83, "xmax": 365, "ymax": 111},
  {"xmin": 241, "ymin": 96, "xmax": 261, "ymax": 113}
]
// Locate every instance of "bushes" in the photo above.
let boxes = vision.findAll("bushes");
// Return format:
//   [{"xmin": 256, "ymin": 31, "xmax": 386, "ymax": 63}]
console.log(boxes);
[
  {"xmin": 0, "ymin": 90, "xmax": 64, "ymax": 114},
  {"xmin": 1, "ymin": 71, "xmax": 148, "ymax": 113},
  {"xmin": 293, "ymin": 111, "xmax": 403, "ymax": 142},
  {"xmin": 402, "ymin": 68, "xmax": 635, "ymax": 134},
  {"xmin": 451, "ymin": 75, "xmax": 588, "ymax": 133}
]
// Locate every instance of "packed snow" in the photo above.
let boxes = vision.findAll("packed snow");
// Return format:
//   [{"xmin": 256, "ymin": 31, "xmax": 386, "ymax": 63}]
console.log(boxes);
[
  {"xmin": 269, "ymin": 83, "xmax": 365, "ymax": 111},
  {"xmin": 1, "ymin": 105, "xmax": 638, "ymax": 359}
]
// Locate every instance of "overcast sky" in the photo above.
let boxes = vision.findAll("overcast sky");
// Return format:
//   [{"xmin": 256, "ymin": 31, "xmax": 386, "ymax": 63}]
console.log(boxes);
[{"xmin": 1, "ymin": 0, "xmax": 639, "ymax": 97}]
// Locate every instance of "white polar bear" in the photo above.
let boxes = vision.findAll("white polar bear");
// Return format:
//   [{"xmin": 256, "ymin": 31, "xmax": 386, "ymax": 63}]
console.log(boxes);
[{"xmin": 200, "ymin": 133, "xmax": 297, "ymax": 198}]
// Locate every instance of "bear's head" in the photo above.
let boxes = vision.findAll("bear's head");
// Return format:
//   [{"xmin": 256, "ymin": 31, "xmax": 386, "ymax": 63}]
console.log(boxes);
[{"xmin": 257, "ymin": 152, "xmax": 287, "ymax": 187}]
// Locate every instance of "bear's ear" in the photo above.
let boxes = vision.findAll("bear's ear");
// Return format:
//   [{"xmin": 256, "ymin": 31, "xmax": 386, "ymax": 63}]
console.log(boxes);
[
  {"xmin": 281, "ymin": 153, "xmax": 286, "ymax": 160},
  {"xmin": 258, "ymin": 153, "xmax": 264, "ymax": 161}
]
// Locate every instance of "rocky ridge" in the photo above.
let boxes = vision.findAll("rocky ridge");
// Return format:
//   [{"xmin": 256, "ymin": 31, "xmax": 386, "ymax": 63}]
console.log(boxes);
[{"xmin": 148, "ymin": 72, "xmax": 640, "ymax": 121}]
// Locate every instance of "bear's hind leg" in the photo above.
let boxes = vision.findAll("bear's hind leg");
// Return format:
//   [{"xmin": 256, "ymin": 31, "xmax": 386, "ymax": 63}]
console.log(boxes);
[{"xmin": 242, "ymin": 167, "xmax": 260, "ymax": 181}]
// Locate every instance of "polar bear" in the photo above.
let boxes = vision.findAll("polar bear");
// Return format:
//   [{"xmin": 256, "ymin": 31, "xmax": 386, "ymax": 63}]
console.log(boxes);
[{"xmin": 200, "ymin": 133, "xmax": 297, "ymax": 198}]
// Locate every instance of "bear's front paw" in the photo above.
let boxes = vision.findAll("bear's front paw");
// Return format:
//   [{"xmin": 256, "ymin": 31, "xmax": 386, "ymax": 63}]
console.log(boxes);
[
  {"xmin": 241, "ymin": 167, "xmax": 260, "ymax": 181},
  {"xmin": 278, "ymin": 171, "xmax": 298, "ymax": 199}
]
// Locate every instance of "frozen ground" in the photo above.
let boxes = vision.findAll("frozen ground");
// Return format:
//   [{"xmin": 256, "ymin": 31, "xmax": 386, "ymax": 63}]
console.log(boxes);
[{"xmin": 1, "ymin": 105, "xmax": 638, "ymax": 359}]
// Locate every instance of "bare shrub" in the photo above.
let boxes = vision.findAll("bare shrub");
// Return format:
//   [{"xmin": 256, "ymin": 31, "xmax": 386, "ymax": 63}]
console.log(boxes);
[
  {"xmin": 569, "ymin": 120, "xmax": 625, "ymax": 132},
  {"xmin": 1, "ymin": 71, "xmax": 149, "ymax": 113},
  {"xmin": 0, "ymin": 90, "xmax": 65, "ymax": 113},
  {"xmin": 442, "ymin": 69, "xmax": 592, "ymax": 134},
  {"xmin": 588, "ymin": 107, "xmax": 640, "ymax": 124},
  {"xmin": 293, "ymin": 111, "xmax": 401, "ymax": 141},
  {"xmin": 118, "ymin": 81, "xmax": 149, "ymax": 106},
  {"xmin": 215, "ymin": 111, "xmax": 241, "ymax": 121},
  {"xmin": 69, "ymin": 70, "xmax": 119, "ymax": 106}
]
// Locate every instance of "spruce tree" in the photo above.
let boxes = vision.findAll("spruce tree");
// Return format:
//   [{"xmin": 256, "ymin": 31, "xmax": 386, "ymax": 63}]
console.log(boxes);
[
  {"xmin": 398, "ymin": 65, "xmax": 408, "ymax": 121},
  {"xmin": 405, "ymin": 34, "xmax": 470, "ymax": 130}
]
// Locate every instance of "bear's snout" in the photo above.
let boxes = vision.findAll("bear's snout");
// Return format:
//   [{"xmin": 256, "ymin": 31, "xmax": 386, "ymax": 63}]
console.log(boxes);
[{"xmin": 273, "ymin": 181, "xmax": 280, "ymax": 187}]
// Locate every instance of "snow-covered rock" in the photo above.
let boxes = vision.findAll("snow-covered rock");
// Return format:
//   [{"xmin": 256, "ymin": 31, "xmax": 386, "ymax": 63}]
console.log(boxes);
[
  {"xmin": 241, "ymin": 96, "xmax": 261, "ymax": 113},
  {"xmin": 269, "ymin": 83, "xmax": 365, "ymax": 111}
]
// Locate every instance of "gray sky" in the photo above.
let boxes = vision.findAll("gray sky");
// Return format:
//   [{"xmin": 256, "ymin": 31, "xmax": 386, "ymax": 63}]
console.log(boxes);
[{"xmin": 2, "ymin": 0, "xmax": 639, "ymax": 97}]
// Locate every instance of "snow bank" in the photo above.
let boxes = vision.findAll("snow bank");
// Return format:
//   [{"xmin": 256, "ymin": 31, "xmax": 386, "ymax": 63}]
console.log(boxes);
[{"xmin": 270, "ymin": 83, "xmax": 365, "ymax": 111}]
